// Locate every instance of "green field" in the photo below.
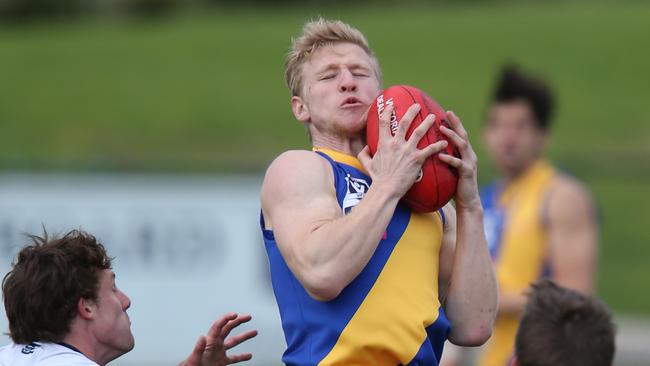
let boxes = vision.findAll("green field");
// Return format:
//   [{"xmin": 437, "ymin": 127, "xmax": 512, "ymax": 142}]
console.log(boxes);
[{"xmin": 1, "ymin": 2, "xmax": 649, "ymax": 313}]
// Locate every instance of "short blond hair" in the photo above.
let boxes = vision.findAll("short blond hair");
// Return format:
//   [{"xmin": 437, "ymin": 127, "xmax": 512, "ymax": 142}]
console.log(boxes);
[{"xmin": 284, "ymin": 18, "xmax": 381, "ymax": 97}]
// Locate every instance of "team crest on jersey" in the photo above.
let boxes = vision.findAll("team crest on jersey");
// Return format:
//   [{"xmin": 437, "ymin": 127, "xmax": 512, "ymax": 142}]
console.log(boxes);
[
  {"xmin": 342, "ymin": 174, "xmax": 369, "ymax": 214},
  {"xmin": 21, "ymin": 343, "xmax": 41, "ymax": 355}
]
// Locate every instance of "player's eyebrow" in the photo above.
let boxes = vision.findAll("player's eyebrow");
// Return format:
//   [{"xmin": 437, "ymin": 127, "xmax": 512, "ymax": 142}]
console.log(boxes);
[
  {"xmin": 316, "ymin": 63, "xmax": 371, "ymax": 75},
  {"xmin": 349, "ymin": 64, "xmax": 371, "ymax": 73},
  {"xmin": 316, "ymin": 64, "xmax": 339, "ymax": 75},
  {"xmin": 348, "ymin": 62, "xmax": 369, "ymax": 69}
]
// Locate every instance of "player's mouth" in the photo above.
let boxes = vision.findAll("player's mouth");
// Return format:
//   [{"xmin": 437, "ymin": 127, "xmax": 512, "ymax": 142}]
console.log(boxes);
[{"xmin": 340, "ymin": 97, "xmax": 364, "ymax": 108}]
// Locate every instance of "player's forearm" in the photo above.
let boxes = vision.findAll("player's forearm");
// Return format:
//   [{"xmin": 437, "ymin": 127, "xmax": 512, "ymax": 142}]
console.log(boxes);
[
  {"xmin": 498, "ymin": 291, "xmax": 527, "ymax": 315},
  {"xmin": 445, "ymin": 204, "xmax": 498, "ymax": 346},
  {"xmin": 296, "ymin": 182, "xmax": 401, "ymax": 300}
]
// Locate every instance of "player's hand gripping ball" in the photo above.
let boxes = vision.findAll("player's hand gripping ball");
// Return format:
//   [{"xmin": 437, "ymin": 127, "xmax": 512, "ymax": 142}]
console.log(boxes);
[{"xmin": 366, "ymin": 85, "xmax": 459, "ymax": 212}]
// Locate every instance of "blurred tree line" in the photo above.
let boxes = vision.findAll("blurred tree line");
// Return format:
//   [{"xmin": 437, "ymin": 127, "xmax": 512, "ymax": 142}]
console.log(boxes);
[
  {"xmin": 0, "ymin": 0, "xmax": 185, "ymax": 20},
  {"xmin": 0, "ymin": 0, "xmax": 490, "ymax": 21}
]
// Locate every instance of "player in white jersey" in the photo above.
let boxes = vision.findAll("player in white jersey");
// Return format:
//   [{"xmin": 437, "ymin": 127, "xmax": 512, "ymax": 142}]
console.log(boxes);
[
  {"xmin": 0, "ymin": 230, "xmax": 256, "ymax": 366},
  {"xmin": 0, "ymin": 341, "xmax": 99, "ymax": 365}
]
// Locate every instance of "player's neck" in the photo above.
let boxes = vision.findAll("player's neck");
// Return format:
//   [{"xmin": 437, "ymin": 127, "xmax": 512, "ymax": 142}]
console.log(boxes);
[
  {"xmin": 311, "ymin": 134, "xmax": 365, "ymax": 157},
  {"xmin": 501, "ymin": 159, "xmax": 544, "ymax": 184},
  {"xmin": 61, "ymin": 333, "xmax": 99, "ymax": 364},
  {"xmin": 63, "ymin": 328, "xmax": 113, "ymax": 366}
]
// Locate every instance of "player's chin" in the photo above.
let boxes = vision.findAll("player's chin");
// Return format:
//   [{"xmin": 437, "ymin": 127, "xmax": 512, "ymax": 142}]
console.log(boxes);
[
  {"xmin": 353, "ymin": 109, "xmax": 371, "ymax": 128},
  {"xmin": 351, "ymin": 118, "xmax": 368, "ymax": 134},
  {"xmin": 337, "ymin": 113, "xmax": 367, "ymax": 132},
  {"xmin": 124, "ymin": 332, "xmax": 136, "ymax": 352}
]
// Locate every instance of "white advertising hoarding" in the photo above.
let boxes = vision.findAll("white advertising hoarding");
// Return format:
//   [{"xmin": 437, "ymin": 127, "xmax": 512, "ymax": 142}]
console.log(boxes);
[{"xmin": 0, "ymin": 173, "xmax": 285, "ymax": 365}]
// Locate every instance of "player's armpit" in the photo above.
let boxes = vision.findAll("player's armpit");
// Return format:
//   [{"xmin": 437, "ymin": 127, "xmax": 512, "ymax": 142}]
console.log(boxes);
[{"xmin": 438, "ymin": 203, "xmax": 456, "ymax": 303}]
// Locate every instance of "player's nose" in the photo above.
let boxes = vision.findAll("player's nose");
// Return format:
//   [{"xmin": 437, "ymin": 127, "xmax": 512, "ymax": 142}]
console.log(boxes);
[
  {"xmin": 338, "ymin": 69, "xmax": 357, "ymax": 92},
  {"xmin": 119, "ymin": 290, "xmax": 132, "ymax": 310}
]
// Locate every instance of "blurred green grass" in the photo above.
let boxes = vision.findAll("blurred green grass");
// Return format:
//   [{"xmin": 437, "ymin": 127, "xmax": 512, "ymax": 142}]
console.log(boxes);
[{"xmin": 0, "ymin": 2, "xmax": 649, "ymax": 313}]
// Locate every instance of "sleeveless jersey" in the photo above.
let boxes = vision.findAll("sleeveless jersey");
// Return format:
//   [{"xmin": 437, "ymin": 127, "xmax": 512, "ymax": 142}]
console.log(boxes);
[
  {"xmin": 0, "ymin": 342, "xmax": 98, "ymax": 366},
  {"xmin": 261, "ymin": 148, "xmax": 450, "ymax": 366},
  {"xmin": 477, "ymin": 159, "xmax": 556, "ymax": 366}
]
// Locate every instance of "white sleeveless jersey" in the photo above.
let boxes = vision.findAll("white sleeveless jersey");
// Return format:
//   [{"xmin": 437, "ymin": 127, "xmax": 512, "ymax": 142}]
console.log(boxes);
[{"xmin": 0, "ymin": 342, "xmax": 98, "ymax": 366}]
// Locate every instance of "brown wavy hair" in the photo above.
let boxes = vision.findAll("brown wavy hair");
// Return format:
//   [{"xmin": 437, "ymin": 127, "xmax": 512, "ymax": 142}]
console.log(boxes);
[
  {"xmin": 2, "ymin": 229, "xmax": 112, "ymax": 344},
  {"xmin": 515, "ymin": 279, "xmax": 616, "ymax": 366}
]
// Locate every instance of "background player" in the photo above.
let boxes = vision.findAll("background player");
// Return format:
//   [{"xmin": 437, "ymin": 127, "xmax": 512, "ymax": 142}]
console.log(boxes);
[
  {"xmin": 0, "ymin": 230, "xmax": 257, "ymax": 366},
  {"xmin": 474, "ymin": 65, "xmax": 600, "ymax": 366},
  {"xmin": 513, "ymin": 279, "xmax": 615, "ymax": 366}
]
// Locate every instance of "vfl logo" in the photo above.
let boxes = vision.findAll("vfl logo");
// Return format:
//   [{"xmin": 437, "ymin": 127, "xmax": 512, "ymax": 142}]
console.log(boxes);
[
  {"xmin": 376, "ymin": 95, "xmax": 398, "ymax": 136},
  {"xmin": 342, "ymin": 174, "xmax": 370, "ymax": 214},
  {"xmin": 21, "ymin": 343, "xmax": 41, "ymax": 355}
]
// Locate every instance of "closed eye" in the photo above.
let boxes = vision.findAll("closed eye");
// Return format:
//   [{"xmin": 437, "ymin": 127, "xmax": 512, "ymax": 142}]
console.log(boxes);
[
  {"xmin": 319, "ymin": 74, "xmax": 336, "ymax": 80},
  {"xmin": 350, "ymin": 65, "xmax": 371, "ymax": 78}
]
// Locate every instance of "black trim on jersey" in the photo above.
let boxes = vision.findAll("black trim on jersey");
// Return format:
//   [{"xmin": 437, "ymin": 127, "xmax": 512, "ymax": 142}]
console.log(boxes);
[{"xmin": 56, "ymin": 341, "xmax": 84, "ymax": 355}]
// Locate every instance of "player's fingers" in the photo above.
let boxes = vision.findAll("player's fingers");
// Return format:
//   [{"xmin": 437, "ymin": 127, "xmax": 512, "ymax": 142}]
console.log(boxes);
[
  {"xmin": 227, "ymin": 353, "xmax": 253, "ymax": 364},
  {"xmin": 418, "ymin": 140, "xmax": 448, "ymax": 159},
  {"xmin": 220, "ymin": 314, "xmax": 252, "ymax": 338},
  {"xmin": 207, "ymin": 313, "xmax": 237, "ymax": 338},
  {"xmin": 440, "ymin": 125, "xmax": 468, "ymax": 153},
  {"xmin": 407, "ymin": 113, "xmax": 435, "ymax": 148},
  {"xmin": 446, "ymin": 111, "xmax": 469, "ymax": 140},
  {"xmin": 395, "ymin": 103, "xmax": 421, "ymax": 141},
  {"xmin": 224, "ymin": 330, "xmax": 258, "ymax": 350},
  {"xmin": 438, "ymin": 151, "xmax": 466, "ymax": 172},
  {"xmin": 377, "ymin": 103, "xmax": 394, "ymax": 141},
  {"xmin": 185, "ymin": 336, "xmax": 207, "ymax": 365}
]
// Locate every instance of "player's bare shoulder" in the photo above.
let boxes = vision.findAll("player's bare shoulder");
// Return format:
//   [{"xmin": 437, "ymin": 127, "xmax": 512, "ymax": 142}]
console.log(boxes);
[
  {"xmin": 548, "ymin": 172, "xmax": 597, "ymax": 219},
  {"xmin": 261, "ymin": 150, "xmax": 335, "ymax": 226},
  {"xmin": 552, "ymin": 172, "xmax": 594, "ymax": 202},
  {"xmin": 262, "ymin": 150, "xmax": 332, "ymax": 194}
]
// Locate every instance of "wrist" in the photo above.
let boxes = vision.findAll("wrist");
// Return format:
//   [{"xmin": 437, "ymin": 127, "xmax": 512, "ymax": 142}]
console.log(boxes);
[
  {"xmin": 455, "ymin": 198, "xmax": 484, "ymax": 215},
  {"xmin": 369, "ymin": 179, "xmax": 403, "ymax": 202}
]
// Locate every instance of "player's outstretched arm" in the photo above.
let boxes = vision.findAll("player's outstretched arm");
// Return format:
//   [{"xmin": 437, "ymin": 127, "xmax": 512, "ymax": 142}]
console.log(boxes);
[
  {"xmin": 438, "ymin": 111, "xmax": 498, "ymax": 346},
  {"xmin": 261, "ymin": 104, "xmax": 448, "ymax": 301},
  {"xmin": 180, "ymin": 313, "xmax": 258, "ymax": 366}
]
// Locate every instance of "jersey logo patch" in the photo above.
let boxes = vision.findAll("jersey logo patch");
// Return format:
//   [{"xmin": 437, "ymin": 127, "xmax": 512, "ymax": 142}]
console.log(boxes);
[
  {"xmin": 21, "ymin": 343, "xmax": 41, "ymax": 355},
  {"xmin": 342, "ymin": 174, "xmax": 369, "ymax": 215}
]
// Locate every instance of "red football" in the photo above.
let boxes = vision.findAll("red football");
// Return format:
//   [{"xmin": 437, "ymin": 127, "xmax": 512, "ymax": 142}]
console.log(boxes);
[{"xmin": 366, "ymin": 85, "xmax": 458, "ymax": 212}]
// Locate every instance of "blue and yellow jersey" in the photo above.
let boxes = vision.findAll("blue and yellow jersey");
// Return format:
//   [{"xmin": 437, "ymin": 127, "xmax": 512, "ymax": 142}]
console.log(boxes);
[
  {"xmin": 477, "ymin": 159, "xmax": 556, "ymax": 366},
  {"xmin": 261, "ymin": 148, "xmax": 450, "ymax": 366}
]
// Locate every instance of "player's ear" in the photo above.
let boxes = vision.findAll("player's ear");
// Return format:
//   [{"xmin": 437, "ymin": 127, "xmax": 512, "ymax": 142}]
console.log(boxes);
[
  {"xmin": 291, "ymin": 95, "xmax": 311, "ymax": 123},
  {"xmin": 77, "ymin": 297, "xmax": 95, "ymax": 320}
]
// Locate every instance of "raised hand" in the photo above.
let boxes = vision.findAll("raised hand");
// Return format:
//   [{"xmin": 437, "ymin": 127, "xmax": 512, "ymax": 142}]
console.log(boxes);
[
  {"xmin": 181, "ymin": 313, "xmax": 258, "ymax": 366},
  {"xmin": 438, "ymin": 111, "xmax": 481, "ymax": 210}
]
